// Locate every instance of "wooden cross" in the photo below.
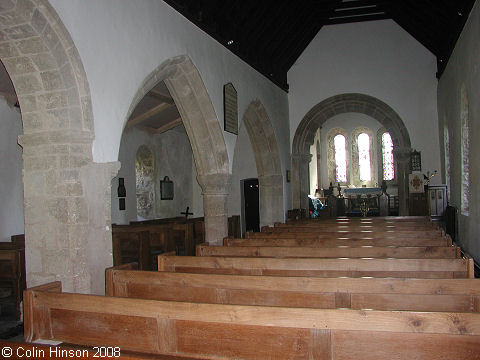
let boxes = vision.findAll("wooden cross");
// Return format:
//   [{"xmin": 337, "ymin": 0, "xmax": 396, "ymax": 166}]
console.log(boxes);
[{"xmin": 181, "ymin": 206, "xmax": 193, "ymax": 220}]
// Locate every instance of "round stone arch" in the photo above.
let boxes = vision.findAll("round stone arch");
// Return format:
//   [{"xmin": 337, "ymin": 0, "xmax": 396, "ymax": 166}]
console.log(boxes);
[
  {"xmin": 126, "ymin": 55, "xmax": 230, "ymax": 244},
  {"xmin": 292, "ymin": 93, "xmax": 412, "ymax": 215},
  {"xmin": 1, "ymin": 0, "xmax": 119, "ymax": 294},
  {"xmin": 242, "ymin": 100, "xmax": 283, "ymax": 226}
]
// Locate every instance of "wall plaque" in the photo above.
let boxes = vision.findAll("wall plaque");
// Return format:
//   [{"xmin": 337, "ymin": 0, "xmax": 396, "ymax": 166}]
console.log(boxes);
[
  {"xmin": 223, "ymin": 83, "xmax": 238, "ymax": 135},
  {"xmin": 160, "ymin": 176, "xmax": 174, "ymax": 200}
]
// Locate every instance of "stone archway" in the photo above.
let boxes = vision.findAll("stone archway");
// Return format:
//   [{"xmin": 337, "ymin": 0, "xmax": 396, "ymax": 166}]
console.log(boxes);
[
  {"xmin": 242, "ymin": 100, "xmax": 283, "ymax": 226},
  {"xmin": 292, "ymin": 93, "xmax": 411, "ymax": 215},
  {"xmin": 1, "ymin": 0, "xmax": 117, "ymax": 294},
  {"xmin": 126, "ymin": 56, "xmax": 230, "ymax": 244}
]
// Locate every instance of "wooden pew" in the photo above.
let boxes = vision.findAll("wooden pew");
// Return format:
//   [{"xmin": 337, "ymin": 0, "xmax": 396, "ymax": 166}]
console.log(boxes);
[
  {"xmin": 225, "ymin": 236, "xmax": 452, "ymax": 247},
  {"xmin": 106, "ymin": 266, "xmax": 480, "ymax": 313},
  {"xmin": 130, "ymin": 217, "xmax": 200, "ymax": 254},
  {"xmin": 0, "ymin": 234, "xmax": 25, "ymax": 320},
  {"xmin": 276, "ymin": 219, "xmax": 437, "ymax": 227},
  {"xmin": 130, "ymin": 215, "xmax": 240, "ymax": 248},
  {"xmin": 196, "ymin": 244, "xmax": 460, "ymax": 259},
  {"xmin": 245, "ymin": 231, "xmax": 451, "ymax": 243},
  {"xmin": 113, "ymin": 216, "xmax": 240, "ymax": 265},
  {"xmin": 263, "ymin": 226, "xmax": 444, "ymax": 237},
  {"xmin": 287, "ymin": 216, "xmax": 432, "ymax": 223},
  {"xmin": 112, "ymin": 223, "xmax": 187, "ymax": 269},
  {"xmin": 157, "ymin": 255, "xmax": 474, "ymax": 278},
  {"xmin": 24, "ymin": 282, "xmax": 480, "ymax": 359}
]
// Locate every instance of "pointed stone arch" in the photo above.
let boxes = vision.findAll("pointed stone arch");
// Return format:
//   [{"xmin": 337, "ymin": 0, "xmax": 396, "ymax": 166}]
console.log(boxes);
[
  {"xmin": 292, "ymin": 93, "xmax": 411, "ymax": 215},
  {"xmin": 126, "ymin": 56, "xmax": 230, "ymax": 244},
  {"xmin": 242, "ymin": 100, "xmax": 283, "ymax": 226},
  {"xmin": 1, "ymin": 0, "xmax": 118, "ymax": 294}
]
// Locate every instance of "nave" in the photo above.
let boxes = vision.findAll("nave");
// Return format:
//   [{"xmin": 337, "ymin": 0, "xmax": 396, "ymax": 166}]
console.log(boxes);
[{"xmin": 5, "ymin": 216, "xmax": 479, "ymax": 359}]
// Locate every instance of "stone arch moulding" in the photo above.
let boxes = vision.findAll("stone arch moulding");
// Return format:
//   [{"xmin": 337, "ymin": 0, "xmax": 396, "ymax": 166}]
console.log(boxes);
[
  {"xmin": 242, "ymin": 100, "xmax": 284, "ymax": 227},
  {"xmin": 1, "ymin": 0, "xmax": 120, "ymax": 295},
  {"xmin": 292, "ymin": 93, "xmax": 411, "ymax": 215},
  {"xmin": 125, "ymin": 55, "xmax": 230, "ymax": 244}
]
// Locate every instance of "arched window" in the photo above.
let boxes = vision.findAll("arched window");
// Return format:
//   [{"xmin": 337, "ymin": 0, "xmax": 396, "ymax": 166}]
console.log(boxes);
[
  {"xmin": 334, "ymin": 134, "xmax": 347, "ymax": 182},
  {"xmin": 443, "ymin": 124, "xmax": 451, "ymax": 201},
  {"xmin": 327, "ymin": 127, "xmax": 349, "ymax": 184},
  {"xmin": 351, "ymin": 127, "xmax": 374, "ymax": 186},
  {"xmin": 358, "ymin": 133, "xmax": 371, "ymax": 181},
  {"xmin": 381, "ymin": 132, "xmax": 394, "ymax": 181},
  {"xmin": 460, "ymin": 84, "xmax": 469, "ymax": 216}
]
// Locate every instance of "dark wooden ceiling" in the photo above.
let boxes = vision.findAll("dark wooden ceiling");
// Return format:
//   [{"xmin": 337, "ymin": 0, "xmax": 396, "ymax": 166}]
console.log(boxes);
[{"xmin": 164, "ymin": 0, "xmax": 476, "ymax": 91}]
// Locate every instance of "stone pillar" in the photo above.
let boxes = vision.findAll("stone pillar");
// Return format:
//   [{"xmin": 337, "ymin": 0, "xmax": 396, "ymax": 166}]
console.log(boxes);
[
  {"xmin": 258, "ymin": 174, "xmax": 283, "ymax": 227},
  {"xmin": 197, "ymin": 173, "xmax": 231, "ymax": 246},
  {"xmin": 79, "ymin": 161, "xmax": 120, "ymax": 294},
  {"xmin": 19, "ymin": 131, "xmax": 119, "ymax": 294},
  {"xmin": 394, "ymin": 148, "xmax": 412, "ymax": 216},
  {"xmin": 292, "ymin": 153, "xmax": 312, "ymax": 212}
]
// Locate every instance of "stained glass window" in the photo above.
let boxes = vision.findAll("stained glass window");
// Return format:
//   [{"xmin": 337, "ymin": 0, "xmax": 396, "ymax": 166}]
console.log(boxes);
[
  {"xmin": 358, "ymin": 133, "xmax": 371, "ymax": 181},
  {"xmin": 382, "ymin": 132, "xmax": 394, "ymax": 180},
  {"xmin": 334, "ymin": 134, "xmax": 347, "ymax": 182},
  {"xmin": 461, "ymin": 84, "xmax": 469, "ymax": 216},
  {"xmin": 444, "ymin": 125, "xmax": 450, "ymax": 201}
]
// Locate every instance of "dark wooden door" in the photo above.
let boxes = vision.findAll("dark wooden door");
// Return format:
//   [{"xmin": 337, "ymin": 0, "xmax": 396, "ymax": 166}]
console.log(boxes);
[{"xmin": 244, "ymin": 178, "xmax": 260, "ymax": 232}]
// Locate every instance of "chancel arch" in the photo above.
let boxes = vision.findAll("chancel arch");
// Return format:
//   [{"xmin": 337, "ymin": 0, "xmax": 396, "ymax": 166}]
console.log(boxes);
[
  {"xmin": 0, "ymin": 0, "xmax": 120, "ymax": 294},
  {"xmin": 241, "ymin": 100, "xmax": 283, "ymax": 227},
  {"xmin": 124, "ymin": 55, "xmax": 230, "ymax": 244},
  {"xmin": 292, "ymin": 93, "xmax": 411, "ymax": 215}
]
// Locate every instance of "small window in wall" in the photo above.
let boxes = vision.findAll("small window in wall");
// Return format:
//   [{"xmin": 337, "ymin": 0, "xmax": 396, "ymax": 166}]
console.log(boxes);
[
  {"xmin": 334, "ymin": 134, "xmax": 347, "ymax": 182},
  {"xmin": 381, "ymin": 132, "xmax": 394, "ymax": 181},
  {"xmin": 358, "ymin": 133, "xmax": 371, "ymax": 181},
  {"xmin": 460, "ymin": 84, "xmax": 470, "ymax": 216}
]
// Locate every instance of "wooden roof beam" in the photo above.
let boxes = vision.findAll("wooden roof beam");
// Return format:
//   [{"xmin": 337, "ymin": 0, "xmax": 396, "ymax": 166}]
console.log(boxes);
[
  {"xmin": 147, "ymin": 90, "xmax": 174, "ymax": 104},
  {"xmin": 126, "ymin": 102, "xmax": 174, "ymax": 129},
  {"xmin": 145, "ymin": 117, "xmax": 183, "ymax": 135}
]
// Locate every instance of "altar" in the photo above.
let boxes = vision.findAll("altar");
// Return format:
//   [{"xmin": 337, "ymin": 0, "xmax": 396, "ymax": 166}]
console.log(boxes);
[{"xmin": 343, "ymin": 187, "xmax": 384, "ymax": 217}]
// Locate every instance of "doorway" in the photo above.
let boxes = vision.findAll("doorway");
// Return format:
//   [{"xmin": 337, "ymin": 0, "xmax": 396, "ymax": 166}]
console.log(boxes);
[{"xmin": 242, "ymin": 178, "xmax": 260, "ymax": 233}]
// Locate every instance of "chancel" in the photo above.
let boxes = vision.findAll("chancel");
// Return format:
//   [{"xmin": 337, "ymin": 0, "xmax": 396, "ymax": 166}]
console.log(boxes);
[
  {"xmin": 343, "ymin": 187, "xmax": 386, "ymax": 217},
  {"xmin": 1, "ymin": 0, "xmax": 480, "ymax": 357}
]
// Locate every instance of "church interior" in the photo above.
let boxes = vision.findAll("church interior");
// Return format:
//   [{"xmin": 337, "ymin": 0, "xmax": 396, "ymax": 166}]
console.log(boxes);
[{"xmin": 1, "ymin": 0, "xmax": 480, "ymax": 357}]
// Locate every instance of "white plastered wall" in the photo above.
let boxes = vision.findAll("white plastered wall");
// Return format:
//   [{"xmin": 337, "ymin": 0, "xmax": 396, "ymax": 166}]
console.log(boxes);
[
  {"xmin": 288, "ymin": 20, "xmax": 441, "ymax": 183},
  {"xmin": 437, "ymin": 0, "xmax": 480, "ymax": 262},
  {"xmin": 48, "ymin": 0, "xmax": 291, "ymax": 214},
  {"xmin": 0, "ymin": 98, "xmax": 24, "ymax": 241},
  {"xmin": 111, "ymin": 126, "xmax": 198, "ymax": 224},
  {"xmin": 229, "ymin": 122, "xmax": 258, "ymax": 230}
]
